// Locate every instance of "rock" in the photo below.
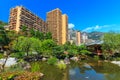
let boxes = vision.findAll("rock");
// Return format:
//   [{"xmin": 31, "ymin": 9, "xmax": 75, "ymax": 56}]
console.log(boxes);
[
  {"xmin": 111, "ymin": 61, "xmax": 120, "ymax": 66},
  {"xmin": 70, "ymin": 57, "xmax": 79, "ymax": 62},
  {"xmin": 23, "ymin": 63, "xmax": 31, "ymax": 70},
  {"xmin": 64, "ymin": 58, "xmax": 70, "ymax": 64},
  {"xmin": 40, "ymin": 73, "xmax": 44, "ymax": 76},
  {"xmin": 83, "ymin": 63, "xmax": 91, "ymax": 68},
  {"xmin": 42, "ymin": 57, "xmax": 47, "ymax": 61},
  {"xmin": 0, "ymin": 57, "xmax": 17, "ymax": 67}
]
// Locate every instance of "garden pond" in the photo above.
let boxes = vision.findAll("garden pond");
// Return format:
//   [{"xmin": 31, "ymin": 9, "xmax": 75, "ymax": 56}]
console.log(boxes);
[{"xmin": 38, "ymin": 60, "xmax": 120, "ymax": 80}]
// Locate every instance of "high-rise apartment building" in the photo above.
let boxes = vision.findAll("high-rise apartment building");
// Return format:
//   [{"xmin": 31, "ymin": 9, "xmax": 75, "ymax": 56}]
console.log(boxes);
[
  {"xmin": 9, "ymin": 6, "xmax": 68, "ymax": 44},
  {"xmin": 68, "ymin": 29, "xmax": 81, "ymax": 45},
  {"xmin": 62, "ymin": 14, "xmax": 68, "ymax": 44},
  {"xmin": 76, "ymin": 31, "xmax": 81, "ymax": 45},
  {"xmin": 9, "ymin": 6, "xmax": 47, "ymax": 33},
  {"xmin": 82, "ymin": 32, "xmax": 88, "ymax": 43},
  {"xmin": 47, "ymin": 8, "xmax": 68, "ymax": 44}
]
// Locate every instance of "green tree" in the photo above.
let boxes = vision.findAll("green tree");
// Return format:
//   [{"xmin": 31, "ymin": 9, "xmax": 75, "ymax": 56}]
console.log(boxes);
[
  {"xmin": 31, "ymin": 38, "xmax": 42, "ymax": 55},
  {"xmin": 77, "ymin": 44, "xmax": 91, "ymax": 55},
  {"xmin": 63, "ymin": 41, "xmax": 71, "ymax": 51},
  {"xmin": 63, "ymin": 42, "xmax": 78, "ymax": 57},
  {"xmin": 29, "ymin": 28, "xmax": 35, "ymax": 37},
  {"xmin": 67, "ymin": 49, "xmax": 78, "ymax": 57},
  {"xmin": 102, "ymin": 32, "xmax": 120, "ymax": 60},
  {"xmin": 68, "ymin": 43, "xmax": 78, "ymax": 56},
  {"xmin": 42, "ymin": 39, "xmax": 56, "ymax": 57},
  {"xmin": 76, "ymin": 44, "xmax": 91, "ymax": 60},
  {"xmin": 52, "ymin": 45, "xmax": 64, "ymax": 57},
  {"xmin": 45, "ymin": 32, "xmax": 52, "ymax": 39},
  {"xmin": 6, "ymin": 30, "xmax": 18, "ymax": 41},
  {"xmin": 19, "ymin": 25, "xmax": 28, "ymax": 36},
  {"xmin": 0, "ymin": 26, "xmax": 10, "ymax": 46},
  {"xmin": 12, "ymin": 36, "xmax": 33, "ymax": 56},
  {"xmin": 35, "ymin": 30, "xmax": 44, "ymax": 40}
]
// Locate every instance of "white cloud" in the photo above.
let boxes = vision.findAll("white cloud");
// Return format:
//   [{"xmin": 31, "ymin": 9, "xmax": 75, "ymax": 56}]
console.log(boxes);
[
  {"xmin": 82, "ymin": 26, "xmax": 94, "ymax": 32},
  {"xmin": 94, "ymin": 25, "xmax": 101, "ymax": 30},
  {"xmin": 83, "ymin": 27, "xmax": 94, "ymax": 31},
  {"xmin": 82, "ymin": 24, "xmax": 115, "ymax": 32},
  {"xmin": 68, "ymin": 23, "xmax": 75, "ymax": 29}
]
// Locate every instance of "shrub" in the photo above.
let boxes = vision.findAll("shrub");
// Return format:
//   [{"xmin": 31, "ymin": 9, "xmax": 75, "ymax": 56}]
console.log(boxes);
[
  {"xmin": 47, "ymin": 57, "xmax": 58, "ymax": 65},
  {"xmin": 31, "ymin": 62, "xmax": 40, "ymax": 72},
  {"xmin": 57, "ymin": 60, "xmax": 66, "ymax": 70}
]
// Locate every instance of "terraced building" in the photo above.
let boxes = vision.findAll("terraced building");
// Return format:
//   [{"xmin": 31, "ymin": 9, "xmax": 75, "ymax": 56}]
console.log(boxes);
[{"xmin": 9, "ymin": 6, "xmax": 48, "ymax": 33}]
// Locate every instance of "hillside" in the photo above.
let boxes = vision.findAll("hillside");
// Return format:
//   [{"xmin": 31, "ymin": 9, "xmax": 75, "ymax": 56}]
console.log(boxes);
[{"xmin": 88, "ymin": 31, "xmax": 104, "ymax": 40}]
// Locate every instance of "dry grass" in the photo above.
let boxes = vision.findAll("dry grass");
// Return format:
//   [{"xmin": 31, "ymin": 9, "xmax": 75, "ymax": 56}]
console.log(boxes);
[{"xmin": 0, "ymin": 71, "xmax": 43, "ymax": 80}]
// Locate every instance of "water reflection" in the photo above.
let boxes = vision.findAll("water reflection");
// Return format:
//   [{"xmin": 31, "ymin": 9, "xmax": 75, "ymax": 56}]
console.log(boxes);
[
  {"xmin": 31, "ymin": 62, "xmax": 64, "ymax": 80},
  {"xmin": 31, "ymin": 61, "xmax": 120, "ymax": 80},
  {"xmin": 69, "ymin": 61, "xmax": 120, "ymax": 80}
]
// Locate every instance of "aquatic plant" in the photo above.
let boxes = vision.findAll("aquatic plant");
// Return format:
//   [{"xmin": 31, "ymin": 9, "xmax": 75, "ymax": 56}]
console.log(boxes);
[
  {"xmin": 47, "ymin": 57, "xmax": 58, "ymax": 65},
  {"xmin": 57, "ymin": 60, "xmax": 66, "ymax": 70}
]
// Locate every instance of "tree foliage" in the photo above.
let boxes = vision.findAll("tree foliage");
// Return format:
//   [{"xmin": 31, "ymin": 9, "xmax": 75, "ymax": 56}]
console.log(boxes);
[
  {"xmin": 31, "ymin": 38, "xmax": 42, "ymax": 54},
  {"xmin": 102, "ymin": 32, "xmax": 120, "ymax": 60},
  {"xmin": 12, "ymin": 36, "xmax": 33, "ymax": 56},
  {"xmin": 52, "ymin": 45, "xmax": 64, "ymax": 57},
  {"xmin": 42, "ymin": 39, "xmax": 56, "ymax": 57},
  {"xmin": 0, "ymin": 25, "xmax": 10, "ymax": 46}
]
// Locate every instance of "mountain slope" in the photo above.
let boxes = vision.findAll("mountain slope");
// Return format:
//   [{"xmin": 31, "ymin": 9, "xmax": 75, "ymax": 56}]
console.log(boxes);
[{"xmin": 88, "ymin": 31, "xmax": 104, "ymax": 40}]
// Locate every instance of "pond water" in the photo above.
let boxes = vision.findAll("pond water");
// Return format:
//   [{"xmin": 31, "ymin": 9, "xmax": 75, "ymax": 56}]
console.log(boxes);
[
  {"xmin": 34, "ymin": 60, "xmax": 120, "ymax": 80},
  {"xmin": 69, "ymin": 61, "xmax": 120, "ymax": 80}
]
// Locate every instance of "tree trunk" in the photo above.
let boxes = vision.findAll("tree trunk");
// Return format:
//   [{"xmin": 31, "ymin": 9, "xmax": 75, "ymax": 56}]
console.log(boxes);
[
  {"xmin": 26, "ymin": 51, "xmax": 29, "ymax": 56},
  {"xmin": 1, "ymin": 54, "xmax": 9, "ymax": 72}
]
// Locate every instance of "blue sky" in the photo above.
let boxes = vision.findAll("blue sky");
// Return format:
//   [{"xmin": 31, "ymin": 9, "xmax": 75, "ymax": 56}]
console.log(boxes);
[{"xmin": 0, "ymin": 0, "xmax": 120, "ymax": 32}]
